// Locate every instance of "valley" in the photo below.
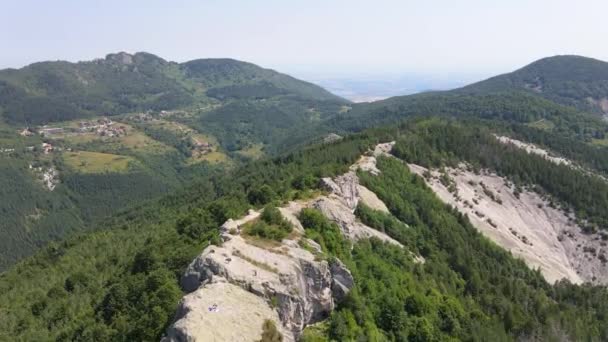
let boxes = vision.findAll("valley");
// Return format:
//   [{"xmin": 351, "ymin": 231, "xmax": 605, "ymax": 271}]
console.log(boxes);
[
  {"xmin": 4, "ymin": 52, "xmax": 608, "ymax": 341},
  {"xmin": 6, "ymin": 1, "xmax": 608, "ymax": 340},
  {"xmin": 0, "ymin": 52, "xmax": 350, "ymax": 270}
]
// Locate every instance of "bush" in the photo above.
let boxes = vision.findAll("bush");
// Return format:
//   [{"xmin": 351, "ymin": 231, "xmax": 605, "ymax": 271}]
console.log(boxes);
[
  {"xmin": 248, "ymin": 185, "xmax": 276, "ymax": 205},
  {"xmin": 244, "ymin": 206, "xmax": 293, "ymax": 241},
  {"xmin": 258, "ymin": 319, "xmax": 283, "ymax": 342},
  {"xmin": 175, "ymin": 209, "xmax": 217, "ymax": 241},
  {"xmin": 246, "ymin": 221, "xmax": 289, "ymax": 241},
  {"xmin": 299, "ymin": 208, "xmax": 350, "ymax": 259}
]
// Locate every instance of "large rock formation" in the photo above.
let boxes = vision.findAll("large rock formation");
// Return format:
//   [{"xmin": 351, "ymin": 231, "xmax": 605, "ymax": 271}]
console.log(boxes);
[
  {"xmin": 164, "ymin": 142, "xmax": 412, "ymax": 341},
  {"xmin": 409, "ymin": 163, "xmax": 608, "ymax": 284},
  {"xmin": 170, "ymin": 208, "xmax": 353, "ymax": 341},
  {"xmin": 316, "ymin": 146, "xmax": 402, "ymax": 246},
  {"xmin": 164, "ymin": 280, "xmax": 290, "ymax": 342},
  {"xmin": 187, "ymin": 238, "xmax": 328, "ymax": 320}
]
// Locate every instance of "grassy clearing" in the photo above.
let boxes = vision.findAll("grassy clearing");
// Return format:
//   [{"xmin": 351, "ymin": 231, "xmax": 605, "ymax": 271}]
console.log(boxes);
[
  {"xmin": 591, "ymin": 138, "xmax": 608, "ymax": 147},
  {"xmin": 146, "ymin": 119, "xmax": 192, "ymax": 134},
  {"xmin": 236, "ymin": 144, "xmax": 265, "ymax": 159},
  {"xmin": 339, "ymin": 105, "xmax": 352, "ymax": 113},
  {"xmin": 527, "ymin": 118, "xmax": 555, "ymax": 130},
  {"xmin": 119, "ymin": 130, "xmax": 173, "ymax": 154},
  {"xmin": 42, "ymin": 118, "xmax": 174, "ymax": 155},
  {"xmin": 194, "ymin": 151, "xmax": 229, "ymax": 164},
  {"xmin": 63, "ymin": 151, "xmax": 137, "ymax": 173}
]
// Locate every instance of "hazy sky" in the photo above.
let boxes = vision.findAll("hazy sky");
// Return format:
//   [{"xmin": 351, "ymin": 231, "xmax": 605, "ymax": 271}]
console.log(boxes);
[{"xmin": 2, "ymin": 0, "xmax": 608, "ymax": 76}]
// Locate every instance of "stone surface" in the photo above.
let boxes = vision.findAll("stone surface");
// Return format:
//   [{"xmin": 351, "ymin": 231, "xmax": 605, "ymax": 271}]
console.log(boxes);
[
  {"xmin": 163, "ymin": 280, "xmax": 291, "ymax": 342},
  {"xmin": 329, "ymin": 259, "xmax": 354, "ymax": 302},
  {"xmin": 179, "ymin": 233, "xmax": 338, "ymax": 335},
  {"xmin": 495, "ymin": 135, "xmax": 572, "ymax": 166},
  {"xmin": 312, "ymin": 196, "xmax": 402, "ymax": 247},
  {"xmin": 409, "ymin": 163, "xmax": 608, "ymax": 284},
  {"xmin": 166, "ymin": 142, "xmax": 419, "ymax": 341},
  {"xmin": 357, "ymin": 184, "xmax": 390, "ymax": 213},
  {"xmin": 176, "ymin": 206, "xmax": 351, "ymax": 339}
]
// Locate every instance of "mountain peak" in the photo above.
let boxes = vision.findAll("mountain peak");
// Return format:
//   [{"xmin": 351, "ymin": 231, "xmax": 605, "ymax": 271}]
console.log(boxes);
[
  {"xmin": 459, "ymin": 55, "xmax": 608, "ymax": 114},
  {"xmin": 515, "ymin": 55, "xmax": 608, "ymax": 82},
  {"xmin": 105, "ymin": 51, "xmax": 135, "ymax": 65}
]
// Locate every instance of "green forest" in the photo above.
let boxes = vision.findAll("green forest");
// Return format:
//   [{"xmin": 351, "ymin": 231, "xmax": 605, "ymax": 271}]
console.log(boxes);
[
  {"xmin": 3, "ymin": 119, "xmax": 608, "ymax": 341},
  {"xmin": 4, "ymin": 53, "xmax": 608, "ymax": 341},
  {"xmin": 391, "ymin": 119, "xmax": 608, "ymax": 232}
]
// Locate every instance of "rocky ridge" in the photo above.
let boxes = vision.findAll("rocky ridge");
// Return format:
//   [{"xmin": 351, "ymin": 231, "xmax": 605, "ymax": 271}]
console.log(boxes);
[
  {"xmin": 495, "ymin": 135, "xmax": 572, "ymax": 166},
  {"xmin": 164, "ymin": 142, "xmax": 408, "ymax": 341}
]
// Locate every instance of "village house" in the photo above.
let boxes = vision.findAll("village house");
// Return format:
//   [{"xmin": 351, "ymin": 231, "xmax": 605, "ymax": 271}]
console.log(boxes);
[
  {"xmin": 42, "ymin": 143, "xmax": 53, "ymax": 154},
  {"xmin": 19, "ymin": 128, "xmax": 34, "ymax": 137},
  {"xmin": 39, "ymin": 127, "xmax": 64, "ymax": 136}
]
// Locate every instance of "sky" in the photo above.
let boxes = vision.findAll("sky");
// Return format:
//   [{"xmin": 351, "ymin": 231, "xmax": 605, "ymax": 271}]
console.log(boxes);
[{"xmin": 2, "ymin": 0, "xmax": 608, "ymax": 78}]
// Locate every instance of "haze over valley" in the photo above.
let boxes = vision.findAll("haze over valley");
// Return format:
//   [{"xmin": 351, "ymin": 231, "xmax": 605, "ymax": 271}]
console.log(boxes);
[{"xmin": 298, "ymin": 71, "xmax": 489, "ymax": 102}]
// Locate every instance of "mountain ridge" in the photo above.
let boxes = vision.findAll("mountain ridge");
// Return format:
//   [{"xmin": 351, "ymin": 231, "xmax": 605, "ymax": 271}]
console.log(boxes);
[
  {"xmin": 458, "ymin": 54, "xmax": 608, "ymax": 115},
  {"xmin": 0, "ymin": 51, "xmax": 347, "ymax": 126}
]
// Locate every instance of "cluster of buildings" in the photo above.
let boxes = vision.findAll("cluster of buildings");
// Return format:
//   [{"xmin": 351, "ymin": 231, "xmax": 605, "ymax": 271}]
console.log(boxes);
[
  {"xmin": 41, "ymin": 143, "xmax": 54, "ymax": 154},
  {"xmin": 24, "ymin": 142, "xmax": 59, "ymax": 154},
  {"xmin": 19, "ymin": 128, "xmax": 35, "ymax": 137},
  {"xmin": 38, "ymin": 127, "xmax": 64, "ymax": 136},
  {"xmin": 128, "ymin": 113, "xmax": 155, "ymax": 122},
  {"xmin": 33, "ymin": 117, "xmax": 128, "ymax": 139},
  {"xmin": 78, "ymin": 117, "xmax": 127, "ymax": 137},
  {"xmin": 192, "ymin": 137, "xmax": 213, "ymax": 154}
]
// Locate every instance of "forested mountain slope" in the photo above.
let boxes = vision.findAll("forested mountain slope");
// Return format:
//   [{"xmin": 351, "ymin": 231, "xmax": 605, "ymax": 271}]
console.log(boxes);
[
  {"xmin": 0, "ymin": 52, "xmax": 345, "ymax": 125},
  {"xmin": 0, "ymin": 52, "xmax": 348, "ymax": 271},
  {"xmin": 316, "ymin": 56, "xmax": 608, "ymax": 150},
  {"xmin": 3, "ymin": 118, "xmax": 608, "ymax": 341},
  {"xmin": 5, "ymin": 53, "xmax": 608, "ymax": 341},
  {"xmin": 459, "ymin": 55, "xmax": 608, "ymax": 116}
]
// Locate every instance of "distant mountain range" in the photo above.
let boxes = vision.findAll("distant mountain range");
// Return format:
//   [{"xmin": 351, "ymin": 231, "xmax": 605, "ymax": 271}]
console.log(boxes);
[
  {"xmin": 0, "ymin": 52, "xmax": 345, "ymax": 126},
  {"xmin": 2, "ymin": 52, "xmax": 608, "ymax": 271}
]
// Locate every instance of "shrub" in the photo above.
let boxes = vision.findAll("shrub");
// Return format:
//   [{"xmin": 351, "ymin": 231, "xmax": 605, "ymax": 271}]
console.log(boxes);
[
  {"xmin": 247, "ymin": 221, "xmax": 288, "ymax": 241},
  {"xmin": 258, "ymin": 319, "xmax": 283, "ymax": 342},
  {"xmin": 244, "ymin": 206, "xmax": 293, "ymax": 241}
]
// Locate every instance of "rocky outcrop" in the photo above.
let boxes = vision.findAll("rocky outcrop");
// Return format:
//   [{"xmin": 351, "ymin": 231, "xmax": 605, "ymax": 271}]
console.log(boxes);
[
  {"xmin": 30, "ymin": 165, "xmax": 59, "ymax": 191},
  {"xmin": 163, "ymin": 280, "xmax": 290, "ymax": 342},
  {"xmin": 329, "ymin": 259, "xmax": 354, "ymax": 302},
  {"xmin": 174, "ymin": 207, "xmax": 353, "ymax": 341},
  {"xmin": 312, "ymin": 196, "xmax": 402, "ymax": 246},
  {"xmin": 317, "ymin": 149, "xmax": 402, "ymax": 246},
  {"xmin": 495, "ymin": 135, "xmax": 572, "ymax": 166},
  {"xmin": 165, "ymin": 142, "xmax": 415, "ymax": 341},
  {"xmin": 409, "ymin": 163, "xmax": 608, "ymax": 284}
]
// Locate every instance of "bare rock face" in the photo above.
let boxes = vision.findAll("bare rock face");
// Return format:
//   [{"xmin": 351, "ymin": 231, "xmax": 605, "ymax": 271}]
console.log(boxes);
[
  {"xmin": 409, "ymin": 163, "xmax": 608, "ymax": 284},
  {"xmin": 329, "ymin": 259, "xmax": 354, "ymax": 302},
  {"xmin": 175, "ymin": 206, "xmax": 353, "ymax": 339},
  {"xmin": 313, "ymin": 196, "xmax": 403, "ymax": 246},
  {"xmin": 105, "ymin": 52, "xmax": 134, "ymax": 65},
  {"xmin": 321, "ymin": 172, "xmax": 360, "ymax": 209},
  {"xmin": 317, "ymin": 167, "xmax": 402, "ymax": 247},
  {"xmin": 163, "ymin": 279, "xmax": 291, "ymax": 342},
  {"xmin": 165, "ymin": 142, "xmax": 408, "ymax": 341},
  {"xmin": 178, "ymin": 237, "xmax": 342, "ymax": 337}
]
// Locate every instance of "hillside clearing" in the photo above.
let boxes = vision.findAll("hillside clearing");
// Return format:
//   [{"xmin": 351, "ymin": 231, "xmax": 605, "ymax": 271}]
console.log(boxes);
[{"xmin": 63, "ymin": 151, "xmax": 137, "ymax": 173}]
